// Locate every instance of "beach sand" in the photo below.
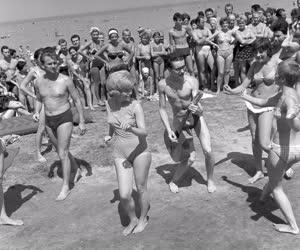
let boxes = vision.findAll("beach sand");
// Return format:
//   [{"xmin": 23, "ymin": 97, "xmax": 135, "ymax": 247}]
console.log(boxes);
[{"xmin": 0, "ymin": 0, "xmax": 294, "ymax": 50}]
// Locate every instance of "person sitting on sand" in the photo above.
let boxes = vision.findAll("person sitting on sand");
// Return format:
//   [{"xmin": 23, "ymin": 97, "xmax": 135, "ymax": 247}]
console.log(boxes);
[
  {"xmin": 169, "ymin": 12, "xmax": 194, "ymax": 76},
  {"xmin": 31, "ymin": 50, "xmax": 86, "ymax": 201},
  {"xmin": 158, "ymin": 57, "xmax": 216, "ymax": 193},
  {"xmin": 138, "ymin": 67, "xmax": 154, "ymax": 100},
  {"xmin": 0, "ymin": 139, "xmax": 23, "ymax": 226},
  {"xmin": 236, "ymin": 61, "xmax": 300, "ymax": 235},
  {"xmin": 104, "ymin": 70, "xmax": 151, "ymax": 236}
]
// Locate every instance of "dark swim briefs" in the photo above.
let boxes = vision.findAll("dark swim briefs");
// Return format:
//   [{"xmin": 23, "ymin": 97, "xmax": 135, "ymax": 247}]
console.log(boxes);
[
  {"xmin": 45, "ymin": 108, "xmax": 73, "ymax": 134},
  {"xmin": 170, "ymin": 47, "xmax": 190, "ymax": 59}
]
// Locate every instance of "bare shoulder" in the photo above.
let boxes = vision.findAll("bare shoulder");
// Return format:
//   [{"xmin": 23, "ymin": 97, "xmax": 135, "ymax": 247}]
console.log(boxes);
[
  {"xmin": 185, "ymin": 74, "xmax": 198, "ymax": 84},
  {"xmin": 59, "ymin": 74, "xmax": 73, "ymax": 85}
]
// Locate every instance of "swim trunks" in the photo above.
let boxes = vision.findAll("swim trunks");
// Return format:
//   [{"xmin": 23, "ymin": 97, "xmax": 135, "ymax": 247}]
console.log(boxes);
[
  {"xmin": 45, "ymin": 108, "xmax": 73, "ymax": 134},
  {"xmin": 170, "ymin": 47, "xmax": 190, "ymax": 58}
]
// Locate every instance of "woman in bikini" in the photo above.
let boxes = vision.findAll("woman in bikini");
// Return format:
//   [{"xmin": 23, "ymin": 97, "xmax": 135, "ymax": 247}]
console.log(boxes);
[
  {"xmin": 237, "ymin": 61, "xmax": 300, "ymax": 235},
  {"xmin": 224, "ymin": 38, "xmax": 281, "ymax": 184},
  {"xmin": 96, "ymin": 28, "xmax": 133, "ymax": 76},
  {"xmin": 209, "ymin": 17, "xmax": 235, "ymax": 95},
  {"xmin": 150, "ymin": 31, "xmax": 167, "ymax": 95},
  {"xmin": 104, "ymin": 71, "xmax": 151, "ymax": 236}
]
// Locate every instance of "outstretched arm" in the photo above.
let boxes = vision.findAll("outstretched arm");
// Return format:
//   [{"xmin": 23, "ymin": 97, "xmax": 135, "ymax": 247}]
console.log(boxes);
[
  {"xmin": 20, "ymin": 70, "xmax": 37, "ymax": 99},
  {"xmin": 241, "ymin": 92, "xmax": 281, "ymax": 107}
]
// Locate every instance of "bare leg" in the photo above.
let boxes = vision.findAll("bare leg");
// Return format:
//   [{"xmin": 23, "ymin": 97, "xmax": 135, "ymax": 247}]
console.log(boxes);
[
  {"xmin": 36, "ymin": 106, "xmax": 47, "ymax": 163},
  {"xmin": 223, "ymin": 54, "xmax": 233, "ymax": 86},
  {"xmin": 99, "ymin": 67, "xmax": 106, "ymax": 104},
  {"xmin": 247, "ymin": 110, "xmax": 264, "ymax": 184},
  {"xmin": 114, "ymin": 158, "xmax": 138, "ymax": 236},
  {"xmin": 198, "ymin": 52, "xmax": 208, "ymax": 90},
  {"xmin": 132, "ymin": 152, "xmax": 151, "ymax": 234},
  {"xmin": 233, "ymin": 61, "xmax": 240, "ymax": 87},
  {"xmin": 90, "ymin": 67, "xmax": 101, "ymax": 106},
  {"xmin": 216, "ymin": 55, "xmax": 225, "ymax": 95},
  {"xmin": 0, "ymin": 152, "xmax": 23, "ymax": 226},
  {"xmin": 207, "ymin": 51, "xmax": 215, "ymax": 90},
  {"xmin": 185, "ymin": 54, "xmax": 194, "ymax": 76},
  {"xmin": 153, "ymin": 62, "xmax": 160, "ymax": 94},
  {"xmin": 82, "ymin": 78, "xmax": 94, "ymax": 110},
  {"xmin": 268, "ymin": 150, "xmax": 299, "ymax": 234},
  {"xmin": 195, "ymin": 116, "xmax": 216, "ymax": 193}
]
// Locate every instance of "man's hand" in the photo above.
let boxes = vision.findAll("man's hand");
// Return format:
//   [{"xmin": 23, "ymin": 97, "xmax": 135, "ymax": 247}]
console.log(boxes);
[
  {"xmin": 104, "ymin": 135, "xmax": 112, "ymax": 143},
  {"xmin": 32, "ymin": 112, "xmax": 40, "ymax": 122},
  {"xmin": 188, "ymin": 103, "xmax": 203, "ymax": 116},
  {"xmin": 79, "ymin": 122, "xmax": 86, "ymax": 135},
  {"xmin": 168, "ymin": 130, "xmax": 178, "ymax": 143}
]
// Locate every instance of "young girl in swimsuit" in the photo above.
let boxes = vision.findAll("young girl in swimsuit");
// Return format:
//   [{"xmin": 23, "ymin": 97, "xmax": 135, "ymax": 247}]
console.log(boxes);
[
  {"xmin": 150, "ymin": 32, "xmax": 167, "ymax": 95},
  {"xmin": 239, "ymin": 61, "xmax": 300, "ymax": 235},
  {"xmin": 104, "ymin": 70, "xmax": 151, "ymax": 236},
  {"xmin": 136, "ymin": 32, "xmax": 152, "ymax": 78},
  {"xmin": 209, "ymin": 17, "xmax": 235, "ymax": 95},
  {"xmin": 224, "ymin": 38, "xmax": 281, "ymax": 184}
]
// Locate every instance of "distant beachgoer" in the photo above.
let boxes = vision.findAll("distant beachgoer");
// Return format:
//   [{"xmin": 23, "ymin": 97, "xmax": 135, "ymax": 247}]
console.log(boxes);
[
  {"xmin": 104, "ymin": 71, "xmax": 151, "ymax": 236},
  {"xmin": 70, "ymin": 34, "xmax": 81, "ymax": 51},
  {"xmin": 139, "ymin": 67, "xmax": 154, "ymax": 99}
]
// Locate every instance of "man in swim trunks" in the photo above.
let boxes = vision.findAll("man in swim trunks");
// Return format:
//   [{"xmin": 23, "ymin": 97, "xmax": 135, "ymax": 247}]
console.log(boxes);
[
  {"xmin": 169, "ymin": 13, "xmax": 194, "ymax": 76},
  {"xmin": 35, "ymin": 50, "xmax": 86, "ymax": 201},
  {"xmin": 158, "ymin": 57, "xmax": 216, "ymax": 193}
]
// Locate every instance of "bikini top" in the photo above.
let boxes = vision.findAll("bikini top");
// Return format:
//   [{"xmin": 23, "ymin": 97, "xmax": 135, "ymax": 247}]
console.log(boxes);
[
  {"xmin": 253, "ymin": 71, "xmax": 276, "ymax": 85},
  {"xmin": 107, "ymin": 51, "xmax": 124, "ymax": 60}
]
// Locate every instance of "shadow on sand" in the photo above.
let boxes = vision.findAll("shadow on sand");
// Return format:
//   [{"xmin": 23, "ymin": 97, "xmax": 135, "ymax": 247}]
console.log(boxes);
[
  {"xmin": 4, "ymin": 184, "xmax": 43, "ymax": 216},
  {"xmin": 155, "ymin": 163, "xmax": 206, "ymax": 188},
  {"xmin": 110, "ymin": 189, "xmax": 141, "ymax": 227},
  {"xmin": 215, "ymin": 152, "xmax": 268, "ymax": 177},
  {"xmin": 48, "ymin": 157, "xmax": 92, "ymax": 183},
  {"xmin": 222, "ymin": 176, "xmax": 285, "ymax": 224}
]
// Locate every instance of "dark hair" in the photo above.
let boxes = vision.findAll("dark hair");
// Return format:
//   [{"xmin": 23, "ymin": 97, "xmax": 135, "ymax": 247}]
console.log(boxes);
[
  {"xmin": 205, "ymin": 8, "xmax": 214, "ymax": 14},
  {"xmin": 271, "ymin": 19, "xmax": 288, "ymax": 35},
  {"xmin": 265, "ymin": 7, "xmax": 274, "ymax": 15},
  {"xmin": 152, "ymin": 31, "xmax": 161, "ymax": 38},
  {"xmin": 225, "ymin": 3, "xmax": 233, "ymax": 9},
  {"xmin": 58, "ymin": 38, "xmax": 67, "ymax": 45},
  {"xmin": 1, "ymin": 45, "xmax": 9, "ymax": 53},
  {"xmin": 173, "ymin": 12, "xmax": 183, "ymax": 21},
  {"xmin": 70, "ymin": 34, "xmax": 80, "ymax": 41},
  {"xmin": 16, "ymin": 60, "xmax": 26, "ymax": 71},
  {"xmin": 122, "ymin": 28, "xmax": 131, "ymax": 35},
  {"xmin": 34, "ymin": 48, "xmax": 44, "ymax": 61},
  {"xmin": 276, "ymin": 8, "xmax": 285, "ymax": 18},
  {"xmin": 0, "ymin": 71, "xmax": 7, "ymax": 79},
  {"xmin": 254, "ymin": 38, "xmax": 272, "ymax": 57},
  {"xmin": 182, "ymin": 13, "xmax": 190, "ymax": 21},
  {"xmin": 219, "ymin": 17, "xmax": 229, "ymax": 26},
  {"xmin": 68, "ymin": 46, "xmax": 78, "ymax": 53},
  {"xmin": 291, "ymin": 8, "xmax": 299, "ymax": 18},
  {"xmin": 278, "ymin": 61, "xmax": 300, "ymax": 87},
  {"xmin": 197, "ymin": 11, "xmax": 205, "ymax": 18},
  {"xmin": 190, "ymin": 19, "xmax": 197, "ymax": 26},
  {"xmin": 251, "ymin": 4, "xmax": 261, "ymax": 12}
]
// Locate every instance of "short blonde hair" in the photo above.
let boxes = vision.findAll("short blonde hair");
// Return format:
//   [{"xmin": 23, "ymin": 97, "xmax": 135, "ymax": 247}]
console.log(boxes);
[{"xmin": 106, "ymin": 70, "xmax": 134, "ymax": 96}]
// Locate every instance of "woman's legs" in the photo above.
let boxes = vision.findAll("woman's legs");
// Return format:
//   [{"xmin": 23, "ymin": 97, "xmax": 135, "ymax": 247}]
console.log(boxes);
[
  {"xmin": 90, "ymin": 67, "xmax": 101, "ymax": 106},
  {"xmin": 224, "ymin": 54, "xmax": 233, "ymax": 86},
  {"xmin": 247, "ymin": 110, "xmax": 264, "ymax": 183},
  {"xmin": 114, "ymin": 158, "xmax": 138, "ymax": 236},
  {"xmin": 185, "ymin": 54, "xmax": 194, "ymax": 76},
  {"xmin": 268, "ymin": 150, "xmax": 299, "ymax": 234},
  {"xmin": 99, "ymin": 67, "xmax": 107, "ymax": 104},
  {"xmin": 197, "ymin": 52, "xmax": 208, "ymax": 90},
  {"xmin": 216, "ymin": 55, "xmax": 225, "ymax": 95},
  {"xmin": 132, "ymin": 152, "xmax": 151, "ymax": 234},
  {"xmin": 82, "ymin": 78, "xmax": 94, "ymax": 110}
]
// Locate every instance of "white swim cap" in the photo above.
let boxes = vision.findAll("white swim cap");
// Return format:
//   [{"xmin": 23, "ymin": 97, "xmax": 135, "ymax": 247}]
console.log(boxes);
[
  {"xmin": 90, "ymin": 27, "xmax": 100, "ymax": 34},
  {"xmin": 142, "ymin": 67, "xmax": 149, "ymax": 74}
]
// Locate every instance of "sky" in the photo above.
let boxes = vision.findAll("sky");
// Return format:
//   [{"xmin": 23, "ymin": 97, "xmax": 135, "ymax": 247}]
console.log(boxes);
[{"xmin": 0, "ymin": 0, "xmax": 196, "ymax": 23}]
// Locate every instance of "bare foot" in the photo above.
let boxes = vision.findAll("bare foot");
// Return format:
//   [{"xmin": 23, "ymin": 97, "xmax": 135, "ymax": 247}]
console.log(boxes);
[
  {"xmin": 74, "ymin": 168, "xmax": 82, "ymax": 183},
  {"xmin": 123, "ymin": 218, "xmax": 138, "ymax": 236},
  {"xmin": 133, "ymin": 218, "xmax": 148, "ymax": 234},
  {"xmin": 248, "ymin": 171, "xmax": 264, "ymax": 184},
  {"xmin": 55, "ymin": 186, "xmax": 71, "ymax": 201},
  {"xmin": 207, "ymin": 180, "xmax": 216, "ymax": 193},
  {"xmin": 273, "ymin": 223, "xmax": 299, "ymax": 235},
  {"xmin": 169, "ymin": 182, "xmax": 179, "ymax": 193},
  {"xmin": 0, "ymin": 216, "xmax": 23, "ymax": 226},
  {"xmin": 37, "ymin": 153, "xmax": 47, "ymax": 163}
]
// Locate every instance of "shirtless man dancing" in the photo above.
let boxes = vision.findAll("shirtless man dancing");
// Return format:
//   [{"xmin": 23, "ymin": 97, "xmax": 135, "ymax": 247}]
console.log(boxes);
[
  {"xmin": 34, "ymin": 50, "xmax": 86, "ymax": 201},
  {"xmin": 158, "ymin": 57, "xmax": 216, "ymax": 193}
]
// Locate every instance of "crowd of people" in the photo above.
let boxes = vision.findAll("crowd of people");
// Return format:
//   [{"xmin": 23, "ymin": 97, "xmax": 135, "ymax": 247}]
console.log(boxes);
[{"xmin": 1, "ymin": 1, "xmax": 300, "ymax": 238}]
